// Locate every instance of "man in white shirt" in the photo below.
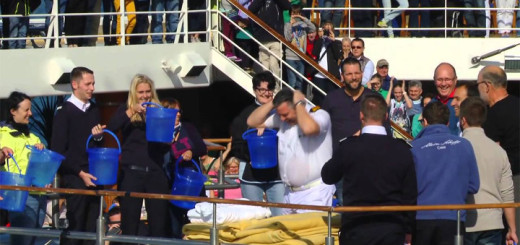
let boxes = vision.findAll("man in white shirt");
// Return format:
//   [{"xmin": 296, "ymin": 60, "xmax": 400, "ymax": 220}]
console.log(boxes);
[{"xmin": 247, "ymin": 89, "xmax": 335, "ymax": 214}]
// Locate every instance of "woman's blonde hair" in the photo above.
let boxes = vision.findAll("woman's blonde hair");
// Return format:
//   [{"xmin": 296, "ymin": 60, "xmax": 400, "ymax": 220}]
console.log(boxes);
[{"xmin": 127, "ymin": 74, "xmax": 160, "ymax": 123}]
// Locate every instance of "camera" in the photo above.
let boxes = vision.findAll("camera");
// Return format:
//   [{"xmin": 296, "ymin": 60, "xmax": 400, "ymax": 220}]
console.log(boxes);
[{"xmin": 323, "ymin": 30, "xmax": 330, "ymax": 37}]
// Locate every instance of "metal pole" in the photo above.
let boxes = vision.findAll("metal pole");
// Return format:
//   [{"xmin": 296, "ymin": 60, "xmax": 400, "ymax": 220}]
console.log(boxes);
[
  {"xmin": 218, "ymin": 149, "xmax": 224, "ymax": 198},
  {"xmin": 210, "ymin": 202, "xmax": 218, "ymax": 245},
  {"xmin": 96, "ymin": 196, "xmax": 105, "ymax": 245},
  {"xmin": 454, "ymin": 210, "xmax": 463, "ymax": 245},
  {"xmin": 52, "ymin": 175, "xmax": 60, "ymax": 228},
  {"xmin": 120, "ymin": 0, "xmax": 126, "ymax": 46},
  {"xmin": 325, "ymin": 211, "xmax": 334, "ymax": 245}
]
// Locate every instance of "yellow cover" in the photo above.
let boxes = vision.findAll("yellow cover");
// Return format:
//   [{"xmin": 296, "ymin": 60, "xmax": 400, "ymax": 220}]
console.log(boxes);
[{"xmin": 183, "ymin": 212, "xmax": 340, "ymax": 245}]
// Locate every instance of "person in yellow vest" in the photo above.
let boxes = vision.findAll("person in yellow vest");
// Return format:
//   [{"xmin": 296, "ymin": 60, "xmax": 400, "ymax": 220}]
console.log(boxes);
[{"xmin": 0, "ymin": 91, "xmax": 46, "ymax": 245}]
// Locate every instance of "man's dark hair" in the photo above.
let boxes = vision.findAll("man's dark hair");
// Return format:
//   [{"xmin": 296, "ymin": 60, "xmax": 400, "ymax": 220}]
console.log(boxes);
[
  {"xmin": 361, "ymin": 94, "xmax": 387, "ymax": 123},
  {"xmin": 70, "ymin": 66, "xmax": 94, "ymax": 83},
  {"xmin": 252, "ymin": 71, "xmax": 276, "ymax": 91},
  {"xmin": 423, "ymin": 101, "xmax": 450, "ymax": 125},
  {"xmin": 456, "ymin": 81, "xmax": 479, "ymax": 97},
  {"xmin": 421, "ymin": 92, "xmax": 435, "ymax": 107},
  {"xmin": 290, "ymin": 4, "xmax": 302, "ymax": 14},
  {"xmin": 272, "ymin": 88, "xmax": 294, "ymax": 108},
  {"xmin": 351, "ymin": 37, "xmax": 365, "ymax": 47},
  {"xmin": 341, "ymin": 57, "xmax": 362, "ymax": 74},
  {"xmin": 108, "ymin": 206, "xmax": 121, "ymax": 218},
  {"xmin": 460, "ymin": 97, "xmax": 487, "ymax": 127}
]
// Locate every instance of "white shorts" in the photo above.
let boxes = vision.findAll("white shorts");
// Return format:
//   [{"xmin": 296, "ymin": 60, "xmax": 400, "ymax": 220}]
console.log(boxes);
[{"xmin": 282, "ymin": 181, "xmax": 336, "ymax": 215}]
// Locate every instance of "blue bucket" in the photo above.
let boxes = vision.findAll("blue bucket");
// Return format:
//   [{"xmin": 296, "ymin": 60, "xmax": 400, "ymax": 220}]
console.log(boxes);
[
  {"xmin": 86, "ymin": 130, "xmax": 121, "ymax": 185},
  {"xmin": 25, "ymin": 146, "xmax": 65, "ymax": 187},
  {"xmin": 143, "ymin": 102, "xmax": 178, "ymax": 143},
  {"xmin": 170, "ymin": 158, "xmax": 206, "ymax": 209},
  {"xmin": 0, "ymin": 157, "xmax": 30, "ymax": 212},
  {"xmin": 242, "ymin": 128, "xmax": 278, "ymax": 169}
]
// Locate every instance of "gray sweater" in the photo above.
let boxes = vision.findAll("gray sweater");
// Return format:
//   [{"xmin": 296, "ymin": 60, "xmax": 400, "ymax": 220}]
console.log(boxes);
[
  {"xmin": 283, "ymin": 17, "xmax": 315, "ymax": 61},
  {"xmin": 463, "ymin": 127, "xmax": 514, "ymax": 232}
]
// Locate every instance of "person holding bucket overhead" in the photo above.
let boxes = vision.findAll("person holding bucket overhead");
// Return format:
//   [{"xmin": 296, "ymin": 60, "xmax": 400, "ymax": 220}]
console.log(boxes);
[
  {"xmin": 161, "ymin": 98, "xmax": 207, "ymax": 238},
  {"xmin": 229, "ymin": 71, "xmax": 285, "ymax": 216},
  {"xmin": 0, "ymin": 91, "xmax": 47, "ymax": 245},
  {"xmin": 51, "ymin": 67, "xmax": 105, "ymax": 245},
  {"xmin": 247, "ymin": 88, "xmax": 336, "ymax": 214},
  {"xmin": 107, "ymin": 74, "xmax": 171, "ymax": 241}
]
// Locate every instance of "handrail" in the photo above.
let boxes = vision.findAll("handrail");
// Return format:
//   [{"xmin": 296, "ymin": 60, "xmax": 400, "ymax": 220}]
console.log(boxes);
[
  {"xmin": 228, "ymin": 0, "xmax": 343, "ymax": 88},
  {"xmin": 2, "ymin": 185, "xmax": 520, "ymax": 212},
  {"xmin": 390, "ymin": 121, "xmax": 413, "ymax": 140}
]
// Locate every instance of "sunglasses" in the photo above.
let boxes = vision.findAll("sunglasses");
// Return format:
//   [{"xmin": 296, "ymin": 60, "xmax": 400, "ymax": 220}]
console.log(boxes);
[{"xmin": 352, "ymin": 46, "xmax": 363, "ymax": 49}]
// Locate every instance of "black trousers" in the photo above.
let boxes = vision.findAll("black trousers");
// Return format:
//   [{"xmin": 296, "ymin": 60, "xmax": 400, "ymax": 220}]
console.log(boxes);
[
  {"xmin": 61, "ymin": 174, "xmax": 101, "ymax": 245},
  {"xmin": 64, "ymin": 0, "xmax": 89, "ymax": 46},
  {"xmin": 340, "ymin": 221, "xmax": 405, "ymax": 245},
  {"xmin": 413, "ymin": 219, "xmax": 465, "ymax": 245},
  {"xmin": 117, "ymin": 168, "xmax": 171, "ymax": 243}
]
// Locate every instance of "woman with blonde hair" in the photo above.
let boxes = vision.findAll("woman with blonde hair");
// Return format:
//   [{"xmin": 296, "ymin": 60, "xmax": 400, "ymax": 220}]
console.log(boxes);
[{"xmin": 108, "ymin": 74, "xmax": 171, "ymax": 240}]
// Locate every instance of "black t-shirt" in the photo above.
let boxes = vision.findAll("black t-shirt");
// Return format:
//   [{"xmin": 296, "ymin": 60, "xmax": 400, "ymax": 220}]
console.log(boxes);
[{"xmin": 483, "ymin": 95, "xmax": 520, "ymax": 175}]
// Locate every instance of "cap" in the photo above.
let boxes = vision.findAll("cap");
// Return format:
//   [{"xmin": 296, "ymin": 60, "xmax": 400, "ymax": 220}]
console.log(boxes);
[{"xmin": 377, "ymin": 59, "xmax": 389, "ymax": 68}]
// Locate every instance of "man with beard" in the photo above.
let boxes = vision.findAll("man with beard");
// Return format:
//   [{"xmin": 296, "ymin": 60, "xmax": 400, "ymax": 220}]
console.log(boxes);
[
  {"xmin": 322, "ymin": 57, "xmax": 381, "ymax": 152},
  {"xmin": 321, "ymin": 57, "xmax": 382, "ymax": 206}
]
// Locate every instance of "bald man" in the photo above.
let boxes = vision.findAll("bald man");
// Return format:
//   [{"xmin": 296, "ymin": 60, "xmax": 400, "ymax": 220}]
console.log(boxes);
[
  {"xmin": 477, "ymin": 65, "xmax": 520, "ymax": 236},
  {"xmin": 432, "ymin": 62, "xmax": 460, "ymax": 135}
]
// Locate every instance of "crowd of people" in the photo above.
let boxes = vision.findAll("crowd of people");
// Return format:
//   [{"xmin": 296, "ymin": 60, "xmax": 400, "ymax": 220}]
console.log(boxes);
[
  {"xmin": 0, "ymin": 0, "xmax": 207, "ymax": 49},
  {"xmin": 1, "ymin": 0, "xmax": 519, "ymax": 49},
  {"xmin": 0, "ymin": 62, "xmax": 518, "ymax": 245}
]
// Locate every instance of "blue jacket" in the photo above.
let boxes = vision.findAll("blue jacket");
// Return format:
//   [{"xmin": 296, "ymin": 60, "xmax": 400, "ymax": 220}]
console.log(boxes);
[{"xmin": 411, "ymin": 124, "xmax": 479, "ymax": 221}]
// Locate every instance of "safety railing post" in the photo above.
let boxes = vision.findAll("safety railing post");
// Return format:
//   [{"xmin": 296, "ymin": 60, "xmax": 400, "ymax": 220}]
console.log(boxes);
[
  {"xmin": 120, "ymin": 0, "xmax": 126, "ymax": 46},
  {"xmin": 96, "ymin": 195, "xmax": 106, "ymax": 245},
  {"xmin": 454, "ymin": 209, "xmax": 463, "ymax": 245},
  {"xmin": 210, "ymin": 202, "xmax": 218, "ymax": 245},
  {"xmin": 325, "ymin": 211, "xmax": 334, "ymax": 245},
  {"xmin": 52, "ymin": 175, "xmax": 60, "ymax": 228}
]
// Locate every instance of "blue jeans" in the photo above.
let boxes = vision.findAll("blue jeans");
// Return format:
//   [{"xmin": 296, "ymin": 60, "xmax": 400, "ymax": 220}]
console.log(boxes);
[
  {"xmin": 319, "ymin": 0, "xmax": 345, "ymax": 35},
  {"xmin": 9, "ymin": 16, "xmax": 29, "ymax": 49},
  {"xmin": 286, "ymin": 59, "xmax": 304, "ymax": 91},
  {"xmin": 408, "ymin": 0, "xmax": 431, "ymax": 37},
  {"xmin": 151, "ymin": 0, "xmax": 179, "ymax": 43},
  {"xmin": 241, "ymin": 181, "xmax": 285, "ymax": 217},
  {"xmin": 464, "ymin": 229, "xmax": 503, "ymax": 245},
  {"xmin": 8, "ymin": 194, "xmax": 47, "ymax": 245},
  {"xmin": 463, "ymin": 0, "xmax": 486, "ymax": 37}
]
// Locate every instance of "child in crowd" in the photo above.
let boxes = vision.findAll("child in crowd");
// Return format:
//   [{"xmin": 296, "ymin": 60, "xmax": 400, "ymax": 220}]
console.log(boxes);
[
  {"xmin": 386, "ymin": 78, "xmax": 413, "ymax": 136},
  {"xmin": 284, "ymin": 4, "xmax": 315, "ymax": 91},
  {"xmin": 366, "ymin": 73, "xmax": 388, "ymax": 99}
]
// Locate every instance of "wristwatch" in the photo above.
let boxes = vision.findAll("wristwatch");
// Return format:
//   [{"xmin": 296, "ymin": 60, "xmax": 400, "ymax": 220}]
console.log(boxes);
[{"xmin": 295, "ymin": 100, "xmax": 306, "ymax": 107}]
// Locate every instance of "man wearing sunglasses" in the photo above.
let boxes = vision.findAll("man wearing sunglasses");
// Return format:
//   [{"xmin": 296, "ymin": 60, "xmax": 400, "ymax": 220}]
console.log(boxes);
[{"xmin": 350, "ymin": 38, "xmax": 374, "ymax": 86}]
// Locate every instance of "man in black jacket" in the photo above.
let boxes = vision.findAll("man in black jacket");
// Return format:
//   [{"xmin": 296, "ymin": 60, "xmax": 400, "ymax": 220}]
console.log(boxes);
[
  {"xmin": 51, "ymin": 67, "xmax": 104, "ymax": 245},
  {"xmin": 321, "ymin": 94, "xmax": 417, "ymax": 245}
]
